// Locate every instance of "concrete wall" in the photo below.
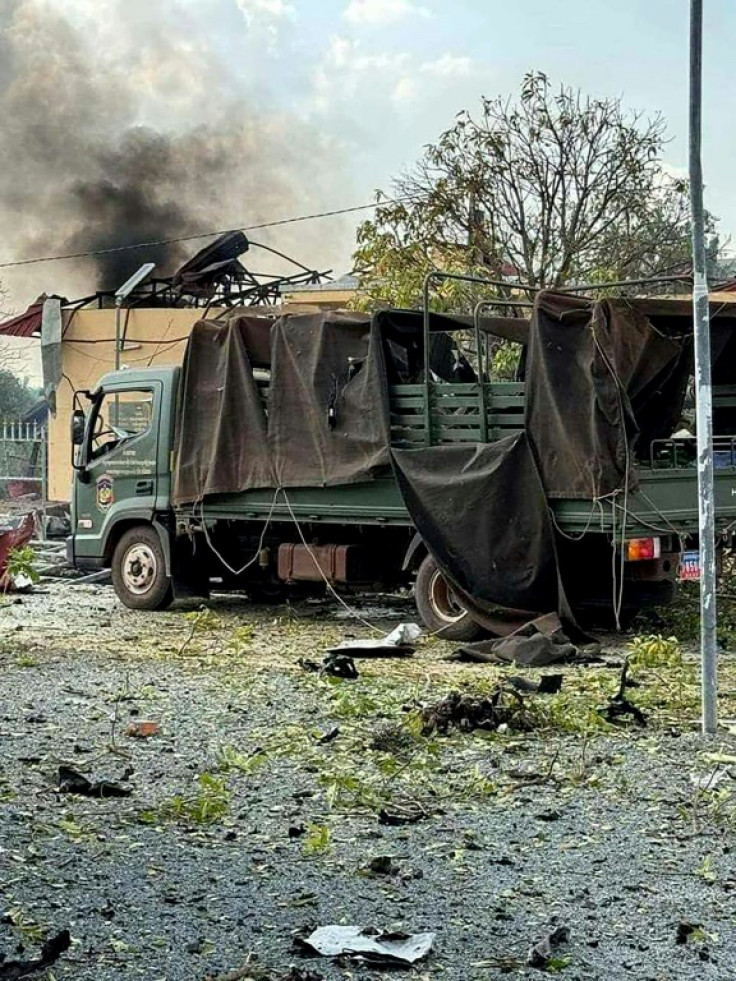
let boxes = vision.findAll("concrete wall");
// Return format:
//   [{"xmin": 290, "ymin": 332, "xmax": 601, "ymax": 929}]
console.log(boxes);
[{"xmin": 49, "ymin": 308, "xmax": 204, "ymax": 502}]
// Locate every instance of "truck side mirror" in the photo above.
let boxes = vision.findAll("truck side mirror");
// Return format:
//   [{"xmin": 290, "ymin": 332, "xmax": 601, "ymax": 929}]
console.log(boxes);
[{"xmin": 71, "ymin": 409, "xmax": 86, "ymax": 446}]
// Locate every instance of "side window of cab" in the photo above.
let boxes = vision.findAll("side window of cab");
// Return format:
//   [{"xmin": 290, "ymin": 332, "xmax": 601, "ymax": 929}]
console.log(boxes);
[{"xmin": 89, "ymin": 391, "xmax": 153, "ymax": 462}]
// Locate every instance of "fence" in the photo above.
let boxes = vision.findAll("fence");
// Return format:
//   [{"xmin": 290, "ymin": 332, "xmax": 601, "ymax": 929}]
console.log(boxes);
[{"xmin": 0, "ymin": 420, "xmax": 47, "ymax": 502}]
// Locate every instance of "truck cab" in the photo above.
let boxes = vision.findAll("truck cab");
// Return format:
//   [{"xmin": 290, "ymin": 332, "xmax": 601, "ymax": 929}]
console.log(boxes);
[{"xmin": 69, "ymin": 366, "xmax": 179, "ymax": 598}]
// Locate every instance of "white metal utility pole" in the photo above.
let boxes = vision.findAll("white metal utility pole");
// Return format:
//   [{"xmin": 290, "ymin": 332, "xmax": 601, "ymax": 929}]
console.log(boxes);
[{"xmin": 689, "ymin": 0, "xmax": 718, "ymax": 734}]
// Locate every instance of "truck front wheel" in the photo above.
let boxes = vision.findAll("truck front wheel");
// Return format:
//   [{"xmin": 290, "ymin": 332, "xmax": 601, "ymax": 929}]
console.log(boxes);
[
  {"xmin": 112, "ymin": 526, "xmax": 173, "ymax": 611},
  {"xmin": 414, "ymin": 555, "xmax": 482, "ymax": 642}
]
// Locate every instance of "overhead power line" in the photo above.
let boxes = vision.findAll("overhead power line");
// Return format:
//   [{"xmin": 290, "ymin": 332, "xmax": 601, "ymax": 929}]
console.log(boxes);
[{"xmin": 0, "ymin": 198, "xmax": 408, "ymax": 271}]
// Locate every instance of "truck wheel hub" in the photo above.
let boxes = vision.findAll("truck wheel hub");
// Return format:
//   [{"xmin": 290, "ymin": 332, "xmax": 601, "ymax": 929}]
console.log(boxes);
[
  {"xmin": 429, "ymin": 569, "xmax": 466, "ymax": 624},
  {"xmin": 123, "ymin": 544, "xmax": 156, "ymax": 595}
]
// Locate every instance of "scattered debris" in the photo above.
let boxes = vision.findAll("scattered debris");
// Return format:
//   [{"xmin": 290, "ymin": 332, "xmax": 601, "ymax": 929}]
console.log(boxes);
[
  {"xmin": 507, "ymin": 674, "xmax": 563, "ymax": 695},
  {"xmin": 0, "ymin": 929, "xmax": 71, "ymax": 979},
  {"xmin": 599, "ymin": 661, "xmax": 647, "ymax": 727},
  {"xmin": 690, "ymin": 768, "xmax": 729, "ymax": 791},
  {"xmin": 322, "ymin": 652, "xmax": 358, "ymax": 679},
  {"xmin": 57, "ymin": 765, "xmax": 131, "ymax": 799},
  {"xmin": 126, "ymin": 720, "xmax": 159, "ymax": 739},
  {"xmin": 278, "ymin": 971, "xmax": 325, "ymax": 981},
  {"xmin": 378, "ymin": 802, "xmax": 430, "ymax": 826},
  {"xmin": 316, "ymin": 726, "xmax": 340, "ymax": 745},
  {"xmin": 297, "ymin": 652, "xmax": 359, "ymax": 679},
  {"xmin": 326, "ymin": 622, "xmax": 420, "ymax": 658},
  {"xmin": 298, "ymin": 653, "xmax": 358, "ymax": 679},
  {"xmin": 295, "ymin": 925, "xmax": 434, "ymax": 967},
  {"xmin": 527, "ymin": 925, "xmax": 570, "ymax": 969},
  {"xmin": 676, "ymin": 921, "xmax": 702, "ymax": 945},
  {"xmin": 420, "ymin": 687, "xmax": 532, "ymax": 735},
  {"xmin": 369, "ymin": 720, "xmax": 415, "ymax": 753},
  {"xmin": 363, "ymin": 855, "xmax": 400, "ymax": 876}
]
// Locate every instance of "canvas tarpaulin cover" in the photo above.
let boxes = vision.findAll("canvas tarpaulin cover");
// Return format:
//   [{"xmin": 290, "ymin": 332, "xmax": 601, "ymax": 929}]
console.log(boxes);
[
  {"xmin": 172, "ymin": 311, "xmax": 390, "ymax": 504},
  {"xmin": 172, "ymin": 316, "xmax": 273, "ymax": 502},
  {"xmin": 392, "ymin": 435, "xmax": 571, "ymax": 627},
  {"xmin": 525, "ymin": 292, "xmax": 693, "ymax": 499},
  {"xmin": 391, "ymin": 292, "xmax": 714, "ymax": 627}
]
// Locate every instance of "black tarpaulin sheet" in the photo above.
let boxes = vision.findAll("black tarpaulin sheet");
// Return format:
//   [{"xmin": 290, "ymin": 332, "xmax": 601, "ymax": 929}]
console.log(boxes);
[
  {"xmin": 525, "ymin": 292, "xmax": 692, "ymax": 499},
  {"xmin": 392, "ymin": 435, "xmax": 571, "ymax": 626},
  {"xmin": 173, "ymin": 317, "xmax": 274, "ymax": 504},
  {"xmin": 268, "ymin": 312, "xmax": 391, "ymax": 487},
  {"xmin": 390, "ymin": 294, "xmax": 711, "ymax": 628},
  {"xmin": 173, "ymin": 311, "xmax": 391, "ymax": 504}
]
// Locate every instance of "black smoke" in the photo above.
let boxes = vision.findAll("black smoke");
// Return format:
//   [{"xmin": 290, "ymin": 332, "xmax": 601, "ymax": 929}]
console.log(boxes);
[{"xmin": 0, "ymin": 0, "xmax": 341, "ymax": 294}]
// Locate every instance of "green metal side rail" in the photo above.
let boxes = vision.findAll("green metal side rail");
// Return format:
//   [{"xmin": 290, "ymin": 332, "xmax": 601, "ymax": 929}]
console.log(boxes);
[
  {"xmin": 197, "ymin": 369, "xmax": 736, "ymax": 542},
  {"xmin": 390, "ymin": 382, "xmax": 525, "ymax": 446}
]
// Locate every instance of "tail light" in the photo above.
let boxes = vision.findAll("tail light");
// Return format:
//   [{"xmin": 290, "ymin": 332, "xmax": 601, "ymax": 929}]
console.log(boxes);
[{"xmin": 626, "ymin": 537, "xmax": 661, "ymax": 562}]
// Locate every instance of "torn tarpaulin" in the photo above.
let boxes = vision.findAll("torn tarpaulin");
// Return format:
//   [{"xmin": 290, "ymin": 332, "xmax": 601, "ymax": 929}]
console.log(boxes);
[
  {"xmin": 296, "ymin": 926, "xmax": 434, "ymax": 966},
  {"xmin": 451, "ymin": 614, "xmax": 577, "ymax": 667},
  {"xmin": 392, "ymin": 436, "xmax": 571, "ymax": 629}
]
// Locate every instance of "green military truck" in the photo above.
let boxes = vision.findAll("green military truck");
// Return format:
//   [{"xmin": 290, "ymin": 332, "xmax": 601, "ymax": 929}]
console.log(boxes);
[{"xmin": 66, "ymin": 291, "xmax": 736, "ymax": 636}]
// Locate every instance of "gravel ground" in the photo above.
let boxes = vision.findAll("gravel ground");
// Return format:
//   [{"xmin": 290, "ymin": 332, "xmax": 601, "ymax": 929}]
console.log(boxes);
[{"xmin": 1, "ymin": 581, "xmax": 736, "ymax": 980}]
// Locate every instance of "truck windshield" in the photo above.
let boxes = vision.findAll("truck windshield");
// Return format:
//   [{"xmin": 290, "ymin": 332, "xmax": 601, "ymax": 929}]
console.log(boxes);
[{"xmin": 89, "ymin": 390, "xmax": 153, "ymax": 460}]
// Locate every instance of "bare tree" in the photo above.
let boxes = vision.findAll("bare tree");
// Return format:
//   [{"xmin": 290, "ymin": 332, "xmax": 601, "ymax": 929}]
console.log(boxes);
[
  {"xmin": 0, "ymin": 282, "xmax": 37, "ymax": 398},
  {"xmin": 354, "ymin": 72, "xmax": 713, "ymax": 305}
]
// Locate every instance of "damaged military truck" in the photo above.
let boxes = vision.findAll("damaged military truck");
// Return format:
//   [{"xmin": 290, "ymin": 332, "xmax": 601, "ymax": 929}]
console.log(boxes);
[{"xmin": 67, "ymin": 289, "xmax": 736, "ymax": 636}]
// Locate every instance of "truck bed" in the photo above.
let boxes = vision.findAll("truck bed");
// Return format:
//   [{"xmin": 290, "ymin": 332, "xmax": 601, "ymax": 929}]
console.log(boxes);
[{"xmin": 185, "ymin": 380, "xmax": 733, "ymax": 541}]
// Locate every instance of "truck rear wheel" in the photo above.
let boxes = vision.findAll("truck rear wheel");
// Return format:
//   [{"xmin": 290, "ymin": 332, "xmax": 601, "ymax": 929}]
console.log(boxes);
[
  {"xmin": 112, "ymin": 526, "xmax": 173, "ymax": 611},
  {"xmin": 414, "ymin": 555, "xmax": 482, "ymax": 642}
]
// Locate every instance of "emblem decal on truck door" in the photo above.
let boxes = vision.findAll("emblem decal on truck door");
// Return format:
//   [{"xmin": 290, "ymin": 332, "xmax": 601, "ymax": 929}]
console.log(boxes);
[{"xmin": 96, "ymin": 475, "xmax": 114, "ymax": 511}]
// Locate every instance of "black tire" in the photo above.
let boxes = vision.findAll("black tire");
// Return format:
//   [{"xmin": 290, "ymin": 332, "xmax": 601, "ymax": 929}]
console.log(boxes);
[
  {"xmin": 414, "ymin": 555, "xmax": 482, "ymax": 641},
  {"xmin": 111, "ymin": 525, "xmax": 173, "ymax": 611}
]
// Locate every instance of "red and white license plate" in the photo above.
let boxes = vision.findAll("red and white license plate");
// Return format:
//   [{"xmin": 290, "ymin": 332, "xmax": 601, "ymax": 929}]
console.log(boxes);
[{"xmin": 679, "ymin": 550, "xmax": 701, "ymax": 581}]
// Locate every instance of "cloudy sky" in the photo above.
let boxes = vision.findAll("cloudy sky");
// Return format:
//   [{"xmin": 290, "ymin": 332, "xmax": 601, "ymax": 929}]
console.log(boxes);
[
  {"xmin": 209, "ymin": 0, "xmax": 734, "ymax": 247},
  {"xmin": 1, "ymin": 0, "xmax": 734, "ymax": 373}
]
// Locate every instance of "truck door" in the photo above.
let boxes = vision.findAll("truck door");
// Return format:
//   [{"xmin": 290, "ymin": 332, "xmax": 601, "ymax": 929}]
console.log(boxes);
[{"xmin": 73, "ymin": 383, "xmax": 162, "ymax": 565}]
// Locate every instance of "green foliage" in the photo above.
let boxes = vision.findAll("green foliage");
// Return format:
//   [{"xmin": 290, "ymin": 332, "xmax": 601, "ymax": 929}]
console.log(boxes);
[
  {"xmin": 627, "ymin": 634, "xmax": 682, "ymax": 669},
  {"xmin": 225, "ymin": 624, "xmax": 255, "ymax": 655},
  {"xmin": 177, "ymin": 605, "xmax": 222, "ymax": 656},
  {"xmin": 353, "ymin": 71, "xmax": 710, "ymax": 308},
  {"xmin": 4, "ymin": 906, "xmax": 45, "ymax": 945},
  {"xmin": 6, "ymin": 545, "xmax": 39, "ymax": 588},
  {"xmin": 0, "ymin": 368, "xmax": 36, "ymax": 418},
  {"xmin": 302, "ymin": 823, "xmax": 331, "ymax": 856},
  {"xmin": 13, "ymin": 652, "xmax": 39, "ymax": 668},
  {"xmin": 633, "ymin": 560, "xmax": 736, "ymax": 651},
  {"xmin": 58, "ymin": 814, "xmax": 93, "ymax": 842},
  {"xmin": 184, "ymin": 606, "xmax": 220, "ymax": 631},
  {"xmin": 215, "ymin": 744, "xmax": 268, "ymax": 775},
  {"xmin": 147, "ymin": 772, "xmax": 230, "ymax": 825},
  {"xmin": 697, "ymin": 854, "xmax": 717, "ymax": 883},
  {"xmin": 492, "ymin": 341, "xmax": 523, "ymax": 381},
  {"xmin": 546, "ymin": 955, "xmax": 573, "ymax": 973}
]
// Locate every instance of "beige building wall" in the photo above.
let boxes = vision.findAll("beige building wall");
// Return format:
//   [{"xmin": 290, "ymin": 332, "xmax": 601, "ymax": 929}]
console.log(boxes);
[
  {"xmin": 281, "ymin": 287, "xmax": 356, "ymax": 309},
  {"xmin": 49, "ymin": 308, "xmax": 206, "ymax": 502}
]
